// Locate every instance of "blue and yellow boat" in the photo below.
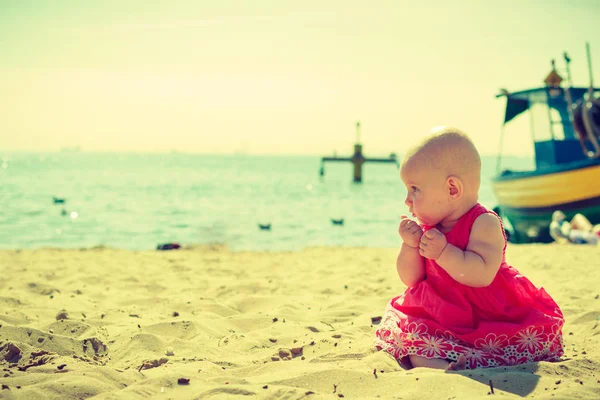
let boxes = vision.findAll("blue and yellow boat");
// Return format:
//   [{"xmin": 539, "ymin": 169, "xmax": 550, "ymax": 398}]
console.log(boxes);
[{"xmin": 493, "ymin": 45, "xmax": 600, "ymax": 243}]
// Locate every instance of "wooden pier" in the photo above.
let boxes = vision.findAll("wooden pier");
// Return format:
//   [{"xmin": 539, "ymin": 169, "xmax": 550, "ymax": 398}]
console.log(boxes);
[{"xmin": 319, "ymin": 122, "xmax": 398, "ymax": 182}]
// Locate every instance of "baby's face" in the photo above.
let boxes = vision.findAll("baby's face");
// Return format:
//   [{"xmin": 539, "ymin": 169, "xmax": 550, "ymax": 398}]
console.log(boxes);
[{"xmin": 400, "ymin": 158, "xmax": 449, "ymax": 226}]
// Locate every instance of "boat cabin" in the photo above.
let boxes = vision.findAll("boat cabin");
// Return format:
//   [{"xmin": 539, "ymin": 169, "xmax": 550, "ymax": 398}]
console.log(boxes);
[{"xmin": 498, "ymin": 85, "xmax": 600, "ymax": 170}]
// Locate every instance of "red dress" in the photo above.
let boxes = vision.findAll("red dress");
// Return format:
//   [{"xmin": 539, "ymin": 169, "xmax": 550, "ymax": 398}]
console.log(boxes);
[{"xmin": 374, "ymin": 203, "xmax": 564, "ymax": 369}]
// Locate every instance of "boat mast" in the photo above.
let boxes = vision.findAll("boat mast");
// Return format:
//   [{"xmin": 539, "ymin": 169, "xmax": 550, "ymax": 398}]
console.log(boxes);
[
  {"xmin": 545, "ymin": 59, "xmax": 558, "ymax": 141},
  {"xmin": 586, "ymin": 42, "xmax": 595, "ymax": 91},
  {"xmin": 581, "ymin": 42, "xmax": 600, "ymax": 157},
  {"xmin": 563, "ymin": 52, "xmax": 575, "ymax": 133}
]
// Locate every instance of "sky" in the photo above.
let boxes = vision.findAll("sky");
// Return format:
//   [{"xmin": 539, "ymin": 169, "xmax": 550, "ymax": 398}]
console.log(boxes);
[{"xmin": 1, "ymin": 0, "xmax": 599, "ymax": 156}]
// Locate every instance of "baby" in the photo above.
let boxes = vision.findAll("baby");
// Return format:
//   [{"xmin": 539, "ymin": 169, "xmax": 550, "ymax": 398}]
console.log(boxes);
[{"xmin": 375, "ymin": 126, "xmax": 564, "ymax": 370}]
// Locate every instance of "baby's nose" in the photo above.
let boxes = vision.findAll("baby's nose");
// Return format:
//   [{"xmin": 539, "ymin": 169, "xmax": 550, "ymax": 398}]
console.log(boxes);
[{"xmin": 404, "ymin": 194, "xmax": 412, "ymax": 206}]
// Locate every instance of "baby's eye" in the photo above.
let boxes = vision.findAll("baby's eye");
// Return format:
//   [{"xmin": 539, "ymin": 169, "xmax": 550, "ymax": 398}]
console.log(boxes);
[{"xmin": 411, "ymin": 186, "xmax": 418, "ymax": 192}]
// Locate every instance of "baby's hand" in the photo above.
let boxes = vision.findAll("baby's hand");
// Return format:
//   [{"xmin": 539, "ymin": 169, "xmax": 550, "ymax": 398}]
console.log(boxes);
[
  {"xmin": 419, "ymin": 228, "xmax": 448, "ymax": 259},
  {"xmin": 399, "ymin": 215, "xmax": 423, "ymax": 248}
]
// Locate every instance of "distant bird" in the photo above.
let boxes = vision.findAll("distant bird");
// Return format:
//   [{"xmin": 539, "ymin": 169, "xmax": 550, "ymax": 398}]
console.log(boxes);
[
  {"xmin": 157, "ymin": 243, "xmax": 181, "ymax": 251},
  {"xmin": 53, "ymin": 197, "xmax": 66, "ymax": 204},
  {"xmin": 331, "ymin": 218, "xmax": 344, "ymax": 226},
  {"xmin": 258, "ymin": 223, "xmax": 272, "ymax": 231}
]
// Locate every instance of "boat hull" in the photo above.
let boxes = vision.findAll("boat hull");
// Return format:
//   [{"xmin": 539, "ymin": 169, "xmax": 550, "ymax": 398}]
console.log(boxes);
[{"xmin": 492, "ymin": 161, "xmax": 600, "ymax": 243}]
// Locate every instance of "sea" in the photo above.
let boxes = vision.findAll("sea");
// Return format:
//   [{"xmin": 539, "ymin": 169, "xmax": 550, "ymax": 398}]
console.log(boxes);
[{"xmin": 0, "ymin": 152, "xmax": 534, "ymax": 251}]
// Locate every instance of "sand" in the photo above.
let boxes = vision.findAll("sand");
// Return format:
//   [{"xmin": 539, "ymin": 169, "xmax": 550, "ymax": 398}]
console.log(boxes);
[{"xmin": 0, "ymin": 243, "xmax": 599, "ymax": 399}]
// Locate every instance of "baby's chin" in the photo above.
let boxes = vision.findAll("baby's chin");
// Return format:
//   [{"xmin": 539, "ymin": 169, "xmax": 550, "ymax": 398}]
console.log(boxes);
[
  {"xmin": 415, "ymin": 215, "xmax": 434, "ymax": 226},
  {"xmin": 411, "ymin": 213, "xmax": 427, "ymax": 226}
]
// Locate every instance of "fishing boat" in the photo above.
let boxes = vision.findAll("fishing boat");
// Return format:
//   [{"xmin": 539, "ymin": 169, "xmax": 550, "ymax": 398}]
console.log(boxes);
[{"xmin": 493, "ymin": 43, "xmax": 600, "ymax": 243}]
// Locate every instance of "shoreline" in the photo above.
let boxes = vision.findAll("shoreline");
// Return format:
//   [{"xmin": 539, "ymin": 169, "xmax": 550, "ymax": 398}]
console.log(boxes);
[{"xmin": 1, "ymin": 244, "xmax": 599, "ymax": 399}]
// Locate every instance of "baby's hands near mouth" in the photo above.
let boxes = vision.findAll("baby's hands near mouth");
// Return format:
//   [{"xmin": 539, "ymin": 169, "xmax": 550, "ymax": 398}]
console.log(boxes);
[
  {"xmin": 419, "ymin": 228, "xmax": 448, "ymax": 259},
  {"xmin": 399, "ymin": 215, "xmax": 423, "ymax": 248}
]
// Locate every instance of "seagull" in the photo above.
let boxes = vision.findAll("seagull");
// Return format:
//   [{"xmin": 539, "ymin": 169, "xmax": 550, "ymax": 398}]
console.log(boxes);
[{"xmin": 258, "ymin": 223, "xmax": 271, "ymax": 231}]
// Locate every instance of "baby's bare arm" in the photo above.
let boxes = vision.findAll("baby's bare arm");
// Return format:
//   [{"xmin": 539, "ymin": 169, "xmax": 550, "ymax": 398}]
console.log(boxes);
[
  {"xmin": 435, "ymin": 213, "xmax": 504, "ymax": 287},
  {"xmin": 397, "ymin": 243, "xmax": 426, "ymax": 287}
]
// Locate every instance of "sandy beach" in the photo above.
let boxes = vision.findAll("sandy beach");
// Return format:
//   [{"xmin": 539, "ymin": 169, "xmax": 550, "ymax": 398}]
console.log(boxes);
[{"xmin": 1, "ymin": 243, "xmax": 599, "ymax": 399}]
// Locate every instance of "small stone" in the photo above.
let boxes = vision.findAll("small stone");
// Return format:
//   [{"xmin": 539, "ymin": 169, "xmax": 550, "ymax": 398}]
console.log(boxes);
[
  {"xmin": 279, "ymin": 349, "xmax": 291, "ymax": 358},
  {"xmin": 269, "ymin": 338, "xmax": 277, "ymax": 343},
  {"xmin": 165, "ymin": 347, "xmax": 175, "ymax": 356},
  {"xmin": 57, "ymin": 364, "xmax": 67, "ymax": 370},
  {"xmin": 177, "ymin": 378, "xmax": 190, "ymax": 385}
]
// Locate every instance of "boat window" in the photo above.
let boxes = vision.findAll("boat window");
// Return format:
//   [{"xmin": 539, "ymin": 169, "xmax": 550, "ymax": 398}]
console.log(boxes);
[
  {"xmin": 501, "ymin": 107, "xmax": 535, "ymax": 159},
  {"xmin": 529, "ymin": 104, "xmax": 565, "ymax": 142}
]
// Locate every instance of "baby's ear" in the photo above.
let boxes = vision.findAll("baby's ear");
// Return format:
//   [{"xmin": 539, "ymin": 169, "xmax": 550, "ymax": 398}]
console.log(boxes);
[{"xmin": 446, "ymin": 176, "xmax": 462, "ymax": 198}]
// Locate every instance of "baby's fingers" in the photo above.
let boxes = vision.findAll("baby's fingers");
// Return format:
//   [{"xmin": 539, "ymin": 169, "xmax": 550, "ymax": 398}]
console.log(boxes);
[
  {"xmin": 424, "ymin": 228, "xmax": 443, "ymax": 239},
  {"xmin": 409, "ymin": 224, "xmax": 423, "ymax": 234}
]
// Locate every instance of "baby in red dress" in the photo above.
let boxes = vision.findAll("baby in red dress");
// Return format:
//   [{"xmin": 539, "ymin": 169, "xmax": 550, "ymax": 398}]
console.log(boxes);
[{"xmin": 374, "ymin": 126, "xmax": 564, "ymax": 370}]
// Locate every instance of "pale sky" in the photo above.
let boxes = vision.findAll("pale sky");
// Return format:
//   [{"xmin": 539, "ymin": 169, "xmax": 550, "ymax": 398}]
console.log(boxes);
[{"xmin": 1, "ymin": 0, "xmax": 599, "ymax": 156}]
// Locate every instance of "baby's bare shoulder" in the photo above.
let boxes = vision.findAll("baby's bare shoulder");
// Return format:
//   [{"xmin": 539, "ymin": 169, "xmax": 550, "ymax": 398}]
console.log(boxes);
[
  {"xmin": 470, "ymin": 213, "xmax": 504, "ymax": 244},
  {"xmin": 473, "ymin": 212, "xmax": 501, "ymax": 229}
]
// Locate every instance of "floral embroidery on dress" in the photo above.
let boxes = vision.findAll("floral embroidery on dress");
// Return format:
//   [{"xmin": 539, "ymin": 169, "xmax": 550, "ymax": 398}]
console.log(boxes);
[
  {"xmin": 374, "ymin": 319, "xmax": 564, "ymax": 369},
  {"xmin": 474, "ymin": 333, "xmax": 508, "ymax": 355},
  {"xmin": 511, "ymin": 326, "xmax": 548, "ymax": 354}
]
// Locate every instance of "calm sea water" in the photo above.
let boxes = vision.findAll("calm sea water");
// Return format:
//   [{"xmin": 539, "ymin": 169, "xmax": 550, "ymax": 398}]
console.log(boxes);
[{"xmin": 0, "ymin": 152, "xmax": 534, "ymax": 251}]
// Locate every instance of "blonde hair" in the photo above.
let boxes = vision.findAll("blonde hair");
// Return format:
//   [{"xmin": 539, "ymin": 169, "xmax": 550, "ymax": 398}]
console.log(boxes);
[{"xmin": 402, "ymin": 126, "xmax": 481, "ymax": 191}]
